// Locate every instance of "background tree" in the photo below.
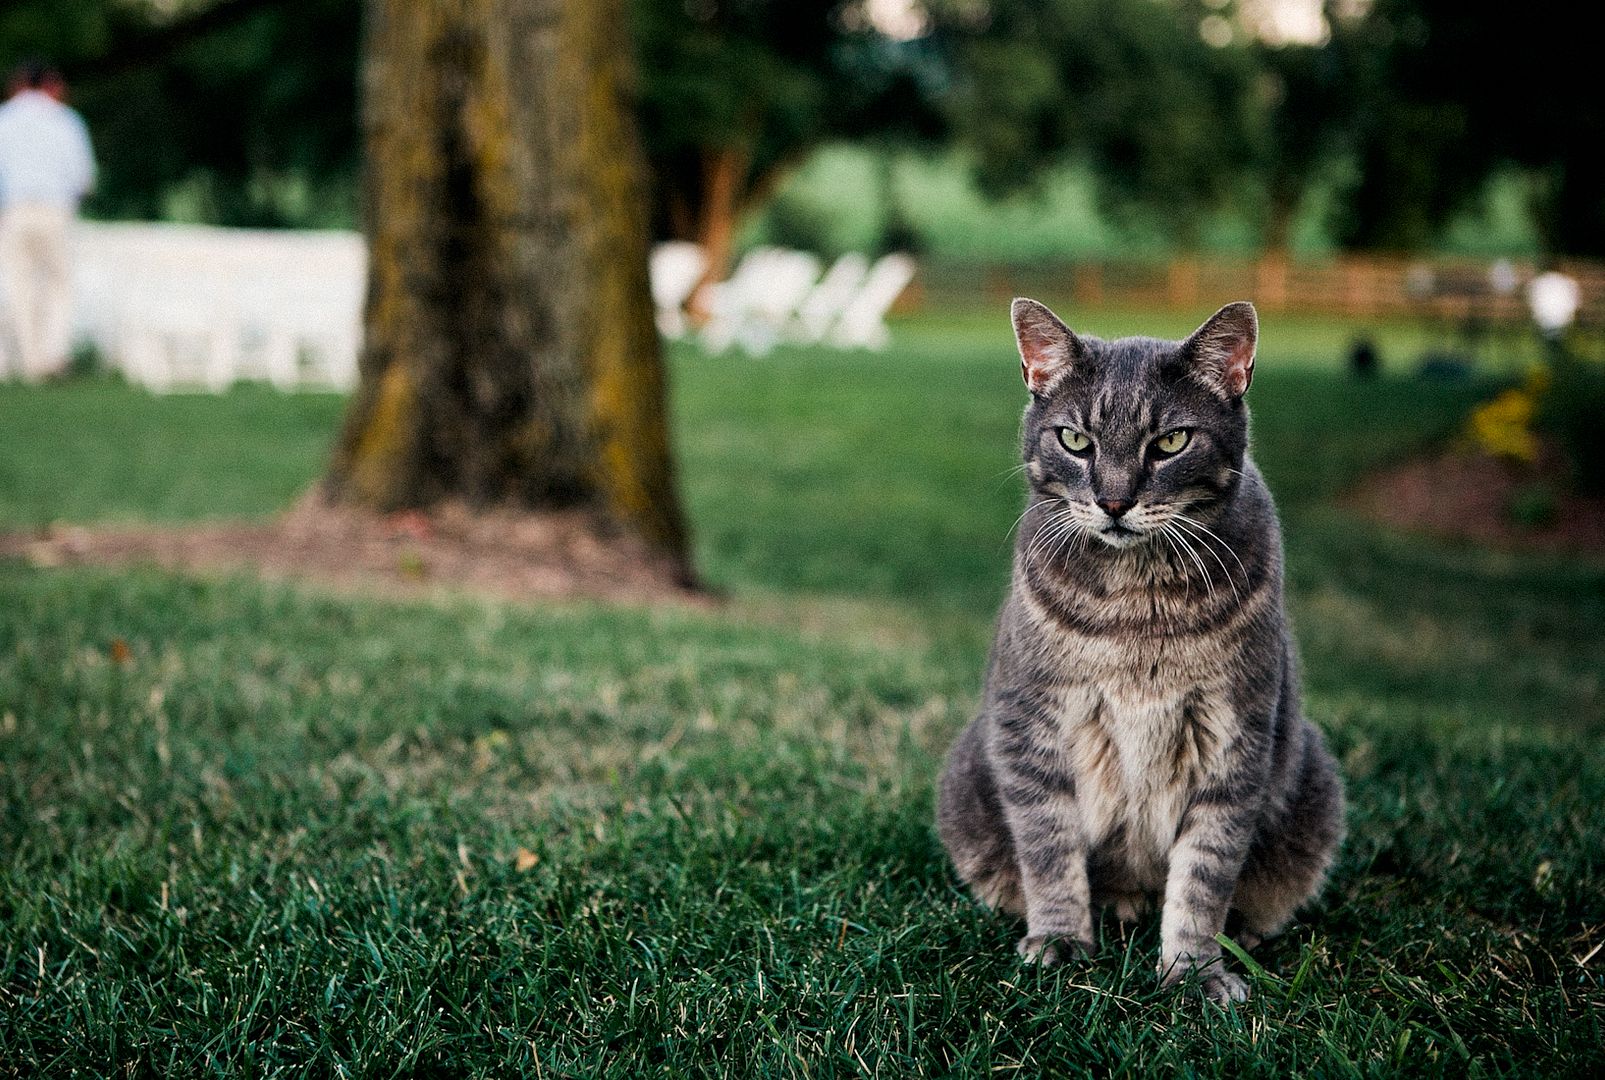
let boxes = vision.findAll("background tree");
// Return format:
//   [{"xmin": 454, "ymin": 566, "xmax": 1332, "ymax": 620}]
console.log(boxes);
[
  {"xmin": 1, "ymin": 0, "xmax": 361, "ymax": 226},
  {"xmin": 9, "ymin": 0, "xmax": 1602, "ymax": 262},
  {"xmin": 926, "ymin": 0, "xmax": 1265, "ymax": 246},
  {"xmin": 1328, "ymin": 0, "xmax": 1603, "ymax": 255},
  {"xmin": 324, "ymin": 0, "xmax": 690, "ymax": 575},
  {"xmin": 631, "ymin": 0, "xmax": 939, "ymax": 283},
  {"xmin": 12, "ymin": 0, "xmax": 933, "ymax": 266},
  {"xmin": 1253, "ymin": 34, "xmax": 1354, "ymax": 253}
]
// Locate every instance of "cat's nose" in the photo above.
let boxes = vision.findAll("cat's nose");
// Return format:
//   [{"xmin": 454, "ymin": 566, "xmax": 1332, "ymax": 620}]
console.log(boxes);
[{"xmin": 1097, "ymin": 498, "xmax": 1134, "ymax": 519}]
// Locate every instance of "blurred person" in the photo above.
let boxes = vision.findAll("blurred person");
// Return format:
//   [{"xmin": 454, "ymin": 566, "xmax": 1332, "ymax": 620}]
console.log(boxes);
[
  {"xmin": 0, "ymin": 61, "xmax": 95, "ymax": 380},
  {"xmin": 1347, "ymin": 337, "xmax": 1379, "ymax": 380},
  {"xmin": 1526, "ymin": 266, "xmax": 1581, "ymax": 344}
]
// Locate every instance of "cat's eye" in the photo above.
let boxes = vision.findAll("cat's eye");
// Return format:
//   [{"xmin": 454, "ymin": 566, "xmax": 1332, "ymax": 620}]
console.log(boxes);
[
  {"xmin": 1153, "ymin": 429, "xmax": 1190, "ymax": 456},
  {"xmin": 1058, "ymin": 429, "xmax": 1092, "ymax": 454}
]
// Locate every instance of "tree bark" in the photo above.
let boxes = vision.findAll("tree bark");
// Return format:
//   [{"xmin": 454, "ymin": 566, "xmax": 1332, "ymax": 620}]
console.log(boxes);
[
  {"xmin": 683, "ymin": 145, "xmax": 748, "ymax": 318},
  {"xmin": 326, "ymin": 0, "xmax": 690, "ymax": 574},
  {"xmin": 682, "ymin": 147, "xmax": 802, "ymax": 318}
]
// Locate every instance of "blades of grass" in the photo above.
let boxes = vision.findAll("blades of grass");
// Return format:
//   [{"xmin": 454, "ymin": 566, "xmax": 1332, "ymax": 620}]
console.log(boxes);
[
  {"xmin": 1287, "ymin": 941, "xmax": 1317, "ymax": 999},
  {"xmin": 1216, "ymin": 932, "xmax": 1279, "ymax": 993}
]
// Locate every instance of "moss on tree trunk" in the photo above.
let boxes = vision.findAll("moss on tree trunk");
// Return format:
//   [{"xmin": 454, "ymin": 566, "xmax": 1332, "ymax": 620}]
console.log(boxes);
[{"xmin": 326, "ymin": 0, "xmax": 690, "ymax": 575}]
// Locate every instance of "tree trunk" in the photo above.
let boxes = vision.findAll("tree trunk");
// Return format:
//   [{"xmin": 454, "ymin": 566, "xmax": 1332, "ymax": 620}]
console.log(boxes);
[
  {"xmin": 326, "ymin": 0, "xmax": 690, "ymax": 574},
  {"xmin": 683, "ymin": 147, "xmax": 803, "ymax": 318},
  {"xmin": 684, "ymin": 145, "xmax": 748, "ymax": 318}
]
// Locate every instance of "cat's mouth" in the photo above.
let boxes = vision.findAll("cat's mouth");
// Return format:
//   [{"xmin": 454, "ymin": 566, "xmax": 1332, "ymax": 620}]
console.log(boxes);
[{"xmin": 1096, "ymin": 522, "xmax": 1146, "ymax": 548}]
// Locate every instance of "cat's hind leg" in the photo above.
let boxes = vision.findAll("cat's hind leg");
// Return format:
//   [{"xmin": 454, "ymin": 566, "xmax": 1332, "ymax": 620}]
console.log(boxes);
[
  {"xmin": 1231, "ymin": 732, "xmax": 1345, "ymax": 948},
  {"xmin": 937, "ymin": 719, "xmax": 1025, "ymax": 918}
]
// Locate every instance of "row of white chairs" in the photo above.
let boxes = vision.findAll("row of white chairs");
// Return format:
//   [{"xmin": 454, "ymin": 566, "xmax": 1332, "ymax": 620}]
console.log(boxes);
[
  {"xmin": 652, "ymin": 243, "xmax": 915, "ymax": 357},
  {"xmin": 2, "ymin": 224, "xmax": 912, "ymax": 390},
  {"xmin": 64, "ymin": 222, "xmax": 365, "ymax": 392}
]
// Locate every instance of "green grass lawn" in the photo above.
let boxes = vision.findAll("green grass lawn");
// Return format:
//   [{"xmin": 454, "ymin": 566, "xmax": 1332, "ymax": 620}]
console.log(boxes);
[{"xmin": 2, "ymin": 311, "xmax": 1602, "ymax": 1075}]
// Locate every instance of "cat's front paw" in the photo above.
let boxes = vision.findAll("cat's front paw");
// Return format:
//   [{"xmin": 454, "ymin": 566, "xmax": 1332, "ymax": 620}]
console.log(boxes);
[
  {"xmin": 1160, "ymin": 956, "xmax": 1250, "ymax": 1004},
  {"xmin": 1199, "ymin": 970, "xmax": 1249, "ymax": 1004},
  {"xmin": 1016, "ymin": 934, "xmax": 1090, "ymax": 967}
]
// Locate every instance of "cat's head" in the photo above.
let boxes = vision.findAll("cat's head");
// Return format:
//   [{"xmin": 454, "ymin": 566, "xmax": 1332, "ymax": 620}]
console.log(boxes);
[{"xmin": 1011, "ymin": 297, "xmax": 1256, "ymax": 551}]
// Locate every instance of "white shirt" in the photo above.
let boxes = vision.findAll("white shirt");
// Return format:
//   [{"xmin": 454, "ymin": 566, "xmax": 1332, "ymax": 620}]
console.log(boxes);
[{"xmin": 0, "ymin": 90, "xmax": 97, "ymax": 210}]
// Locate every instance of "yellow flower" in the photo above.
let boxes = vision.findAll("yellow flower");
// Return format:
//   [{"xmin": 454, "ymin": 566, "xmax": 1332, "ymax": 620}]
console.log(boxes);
[{"xmin": 1468, "ymin": 388, "xmax": 1539, "ymax": 463}]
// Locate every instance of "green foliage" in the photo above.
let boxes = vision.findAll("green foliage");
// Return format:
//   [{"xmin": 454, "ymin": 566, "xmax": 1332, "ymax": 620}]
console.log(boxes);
[
  {"xmin": 1507, "ymin": 482, "xmax": 1560, "ymax": 530},
  {"xmin": 757, "ymin": 184, "xmax": 843, "ymax": 256},
  {"xmin": 635, "ymin": 0, "xmax": 854, "ymax": 165},
  {"xmin": 746, "ymin": 143, "xmax": 1535, "ymax": 263},
  {"xmin": 631, "ymin": 0, "xmax": 940, "ymax": 242},
  {"xmin": 633, "ymin": 0, "xmax": 836, "ymax": 190},
  {"xmin": 919, "ymin": 0, "xmax": 1584, "ymax": 255},
  {"xmin": 3, "ymin": 0, "xmax": 930, "ymax": 233},
  {"xmin": 1330, "ymin": 0, "xmax": 1605, "ymax": 255},
  {"xmin": 2, "ymin": 312, "xmax": 1603, "ymax": 1073},
  {"xmin": 0, "ymin": 0, "xmax": 361, "ymax": 227},
  {"xmin": 3, "ymin": 0, "xmax": 1584, "ymax": 254},
  {"xmin": 1251, "ymin": 33, "xmax": 1357, "ymax": 248},
  {"xmin": 927, "ymin": 0, "xmax": 1265, "ymax": 242}
]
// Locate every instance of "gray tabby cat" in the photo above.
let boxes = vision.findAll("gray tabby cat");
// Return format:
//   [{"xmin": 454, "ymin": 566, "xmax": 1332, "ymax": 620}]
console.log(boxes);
[{"xmin": 937, "ymin": 298, "xmax": 1344, "ymax": 1004}]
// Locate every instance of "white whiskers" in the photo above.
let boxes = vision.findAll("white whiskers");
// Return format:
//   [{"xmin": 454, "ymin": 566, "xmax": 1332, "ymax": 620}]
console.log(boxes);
[
  {"xmin": 1160, "ymin": 512, "xmax": 1249, "ymax": 604},
  {"xmin": 1004, "ymin": 492, "xmax": 1251, "ymax": 604},
  {"xmin": 1001, "ymin": 497, "xmax": 1048, "ymax": 551},
  {"xmin": 1173, "ymin": 513, "xmax": 1248, "ymax": 585},
  {"xmin": 993, "ymin": 462, "xmax": 1031, "ymax": 489},
  {"xmin": 1023, "ymin": 502, "xmax": 1091, "ymax": 566},
  {"xmin": 1170, "ymin": 518, "xmax": 1237, "ymax": 601},
  {"xmin": 1160, "ymin": 521, "xmax": 1214, "ymax": 596},
  {"xmin": 1153, "ymin": 524, "xmax": 1197, "ymax": 600}
]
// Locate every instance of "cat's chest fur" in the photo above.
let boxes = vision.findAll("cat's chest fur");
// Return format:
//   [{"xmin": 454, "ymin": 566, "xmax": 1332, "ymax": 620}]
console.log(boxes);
[{"xmin": 1022, "ymin": 588, "xmax": 1241, "ymax": 885}]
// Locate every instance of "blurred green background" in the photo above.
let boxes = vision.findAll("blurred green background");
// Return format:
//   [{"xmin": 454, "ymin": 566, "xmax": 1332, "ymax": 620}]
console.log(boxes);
[{"xmin": 4, "ymin": 0, "xmax": 1597, "ymax": 258}]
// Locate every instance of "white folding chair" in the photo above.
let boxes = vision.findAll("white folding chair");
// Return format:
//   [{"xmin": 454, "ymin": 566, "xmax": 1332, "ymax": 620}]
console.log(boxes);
[
  {"xmin": 115, "ymin": 250, "xmax": 244, "ymax": 393},
  {"xmin": 732, "ymin": 249, "xmax": 821, "ymax": 356},
  {"xmin": 790, "ymin": 252, "xmax": 870, "ymax": 344},
  {"xmin": 650, "ymin": 241, "xmax": 708, "ymax": 339},
  {"xmin": 236, "ymin": 234, "xmax": 366, "ymax": 390},
  {"xmin": 79, "ymin": 223, "xmax": 364, "ymax": 393},
  {"xmin": 699, "ymin": 248, "xmax": 786, "ymax": 354},
  {"xmin": 829, "ymin": 253, "xmax": 916, "ymax": 351}
]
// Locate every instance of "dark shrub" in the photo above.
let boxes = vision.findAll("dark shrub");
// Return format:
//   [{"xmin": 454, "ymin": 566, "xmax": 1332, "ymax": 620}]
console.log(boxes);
[{"xmin": 1537, "ymin": 358, "xmax": 1605, "ymax": 494}]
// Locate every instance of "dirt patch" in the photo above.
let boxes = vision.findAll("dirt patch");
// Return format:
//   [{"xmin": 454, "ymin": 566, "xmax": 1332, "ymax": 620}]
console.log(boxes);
[
  {"xmin": 0, "ymin": 492, "xmax": 710, "ymax": 606},
  {"xmin": 1345, "ymin": 447, "xmax": 1605, "ymax": 554}
]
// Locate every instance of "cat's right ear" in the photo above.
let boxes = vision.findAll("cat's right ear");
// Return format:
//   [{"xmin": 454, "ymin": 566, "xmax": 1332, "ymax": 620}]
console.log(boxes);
[{"xmin": 1011, "ymin": 298, "xmax": 1082, "ymax": 395}]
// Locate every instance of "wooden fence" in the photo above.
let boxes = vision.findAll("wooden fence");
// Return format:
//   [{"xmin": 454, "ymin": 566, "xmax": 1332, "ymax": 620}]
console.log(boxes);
[{"xmin": 911, "ymin": 255, "xmax": 1605, "ymax": 324}]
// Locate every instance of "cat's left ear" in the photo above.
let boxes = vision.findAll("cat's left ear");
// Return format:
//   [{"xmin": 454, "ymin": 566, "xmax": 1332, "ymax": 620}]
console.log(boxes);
[
  {"xmin": 1183, "ymin": 301, "xmax": 1258, "ymax": 398},
  {"xmin": 1012, "ymin": 298, "xmax": 1083, "ymax": 395}
]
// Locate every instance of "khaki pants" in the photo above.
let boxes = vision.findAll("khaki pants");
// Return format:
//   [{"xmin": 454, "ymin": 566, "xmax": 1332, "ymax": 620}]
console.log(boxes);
[{"xmin": 1, "ymin": 202, "xmax": 74, "ymax": 380}]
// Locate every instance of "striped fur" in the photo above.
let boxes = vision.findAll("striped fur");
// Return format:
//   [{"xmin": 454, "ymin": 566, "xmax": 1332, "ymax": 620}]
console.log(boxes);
[{"xmin": 938, "ymin": 300, "xmax": 1345, "ymax": 1004}]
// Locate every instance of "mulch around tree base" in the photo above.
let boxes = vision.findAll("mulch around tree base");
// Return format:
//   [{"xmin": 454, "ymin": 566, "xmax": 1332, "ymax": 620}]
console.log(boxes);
[
  {"xmin": 0, "ymin": 493, "xmax": 708, "ymax": 606},
  {"xmin": 1344, "ymin": 448, "xmax": 1605, "ymax": 554}
]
